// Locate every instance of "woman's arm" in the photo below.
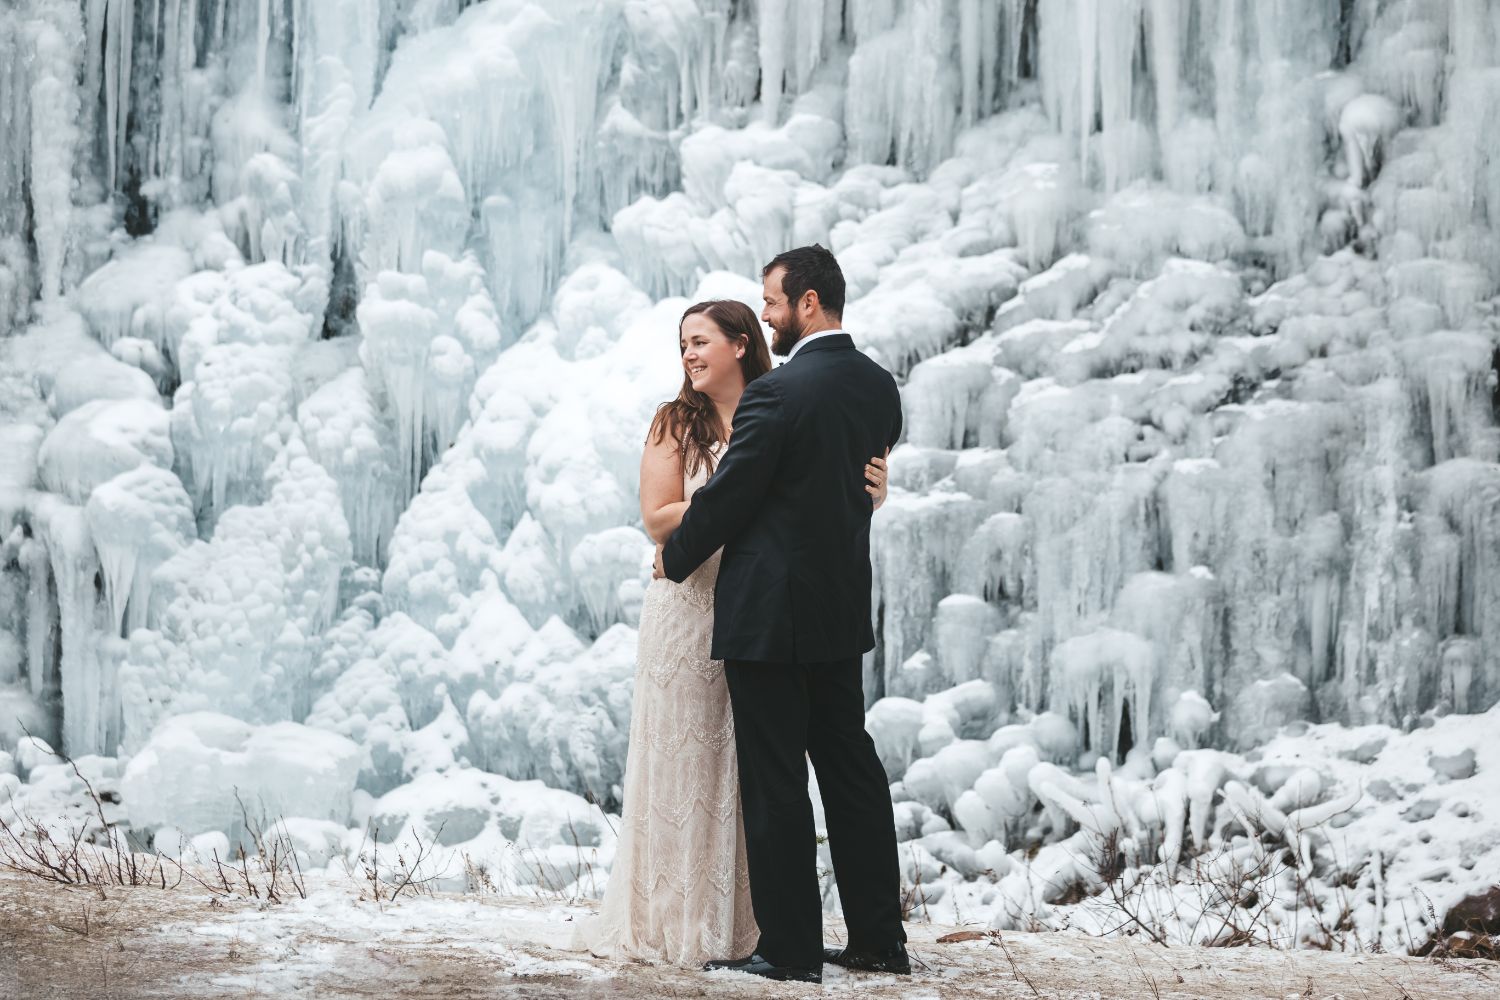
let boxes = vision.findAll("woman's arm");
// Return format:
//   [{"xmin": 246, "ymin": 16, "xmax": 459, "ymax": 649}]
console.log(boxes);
[{"xmin": 641, "ymin": 431, "xmax": 689, "ymax": 545}]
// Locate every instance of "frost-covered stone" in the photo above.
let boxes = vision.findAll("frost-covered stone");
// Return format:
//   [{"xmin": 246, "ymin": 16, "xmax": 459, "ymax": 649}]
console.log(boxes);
[{"xmin": 122, "ymin": 713, "xmax": 362, "ymax": 835}]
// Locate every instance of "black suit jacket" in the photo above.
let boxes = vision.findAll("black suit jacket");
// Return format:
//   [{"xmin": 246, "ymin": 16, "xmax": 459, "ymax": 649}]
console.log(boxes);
[{"xmin": 661, "ymin": 333, "xmax": 902, "ymax": 663}]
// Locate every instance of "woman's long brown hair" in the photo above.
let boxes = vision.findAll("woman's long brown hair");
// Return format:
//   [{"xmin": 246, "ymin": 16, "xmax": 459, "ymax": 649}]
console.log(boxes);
[{"xmin": 648, "ymin": 299, "xmax": 773, "ymax": 478}]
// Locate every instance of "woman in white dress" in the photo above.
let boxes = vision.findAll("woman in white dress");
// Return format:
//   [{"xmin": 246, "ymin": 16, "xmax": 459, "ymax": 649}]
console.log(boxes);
[{"xmin": 578, "ymin": 299, "xmax": 889, "ymax": 967}]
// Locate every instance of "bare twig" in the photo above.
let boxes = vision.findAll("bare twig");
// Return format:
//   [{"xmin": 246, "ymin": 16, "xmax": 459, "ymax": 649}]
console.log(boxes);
[
  {"xmin": 1130, "ymin": 946, "xmax": 1163, "ymax": 1000},
  {"xmin": 992, "ymin": 930, "xmax": 1041, "ymax": 996},
  {"xmin": 357, "ymin": 821, "xmax": 452, "ymax": 906}
]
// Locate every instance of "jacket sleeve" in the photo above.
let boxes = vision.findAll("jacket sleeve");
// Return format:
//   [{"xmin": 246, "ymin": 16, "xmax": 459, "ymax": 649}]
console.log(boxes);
[
  {"xmin": 661, "ymin": 376, "xmax": 786, "ymax": 583},
  {"xmin": 886, "ymin": 373, "xmax": 903, "ymax": 451}
]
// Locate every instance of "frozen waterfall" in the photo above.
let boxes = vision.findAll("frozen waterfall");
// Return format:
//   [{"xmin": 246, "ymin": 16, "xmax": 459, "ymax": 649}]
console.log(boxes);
[{"xmin": 2, "ymin": 0, "xmax": 1500, "ymax": 954}]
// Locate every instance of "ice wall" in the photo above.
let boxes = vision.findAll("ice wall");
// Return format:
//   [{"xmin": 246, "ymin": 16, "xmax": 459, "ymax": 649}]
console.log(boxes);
[{"xmin": 0, "ymin": 2, "xmax": 1498, "ymax": 925}]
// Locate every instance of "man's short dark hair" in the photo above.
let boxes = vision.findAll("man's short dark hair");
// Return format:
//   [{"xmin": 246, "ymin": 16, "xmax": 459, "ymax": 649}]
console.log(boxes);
[{"xmin": 762, "ymin": 244, "xmax": 845, "ymax": 319}]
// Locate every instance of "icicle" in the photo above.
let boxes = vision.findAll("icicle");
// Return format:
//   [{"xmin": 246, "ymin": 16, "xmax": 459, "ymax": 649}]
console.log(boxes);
[
  {"xmin": 19, "ymin": 534, "xmax": 56, "ymax": 700},
  {"xmin": 1449, "ymin": 0, "xmax": 1496, "ymax": 70},
  {"xmin": 92, "ymin": 536, "xmax": 138, "ymax": 637},
  {"xmin": 934, "ymin": 595, "xmax": 1004, "ymax": 686},
  {"xmin": 85, "ymin": 465, "xmax": 195, "ymax": 637},
  {"xmin": 1076, "ymin": 0, "xmax": 1098, "ymax": 173},
  {"xmin": 1419, "ymin": 460, "xmax": 1500, "ymax": 665},
  {"xmin": 171, "ymin": 262, "xmax": 314, "ymax": 526},
  {"xmin": 290, "ymin": 0, "xmax": 302, "ymax": 98},
  {"xmin": 97, "ymin": 0, "xmax": 137, "ymax": 192},
  {"xmin": 997, "ymin": 0, "xmax": 1025, "ymax": 97},
  {"xmin": 83, "ymin": 0, "xmax": 106, "ymax": 188},
  {"xmin": 0, "ymin": 10, "xmax": 30, "ymax": 300},
  {"xmin": 976, "ymin": 0, "xmax": 1004, "ymax": 114},
  {"xmin": 359, "ymin": 271, "xmax": 435, "ymax": 502},
  {"xmin": 298, "ymin": 369, "xmax": 399, "ymax": 567},
  {"xmin": 959, "ymin": 0, "xmax": 982, "ymax": 126},
  {"xmin": 1211, "ymin": 0, "xmax": 1242, "ymax": 152},
  {"xmin": 846, "ymin": 0, "xmax": 961, "ymax": 172},
  {"xmin": 534, "ymin": 11, "xmax": 618, "ymax": 247},
  {"xmin": 1441, "ymin": 637, "xmax": 1481, "ymax": 713},
  {"xmin": 1338, "ymin": 94, "xmax": 1400, "ymax": 188},
  {"xmin": 1438, "ymin": 66, "xmax": 1500, "ymax": 277},
  {"xmin": 758, "ymin": 0, "xmax": 788, "ymax": 123},
  {"xmin": 356, "ymin": 253, "xmax": 500, "ymax": 509},
  {"xmin": 154, "ymin": 0, "xmax": 188, "ymax": 204},
  {"xmin": 1050, "ymin": 629, "xmax": 1155, "ymax": 761},
  {"xmin": 362, "ymin": 132, "xmax": 468, "ymax": 274},
  {"xmin": 569, "ymin": 527, "xmax": 652, "ymax": 637},
  {"xmin": 256, "ymin": 0, "xmax": 271, "ymax": 95},
  {"xmin": 1095, "ymin": 0, "xmax": 1145, "ymax": 193},
  {"xmin": 1400, "ymin": 331, "xmax": 1495, "ymax": 465},
  {"xmin": 298, "ymin": 0, "xmax": 380, "ymax": 117},
  {"xmin": 481, "ymin": 192, "xmax": 555, "ymax": 327},
  {"xmin": 847, "ymin": 0, "xmax": 898, "ymax": 44},
  {"xmin": 774, "ymin": 0, "xmax": 832, "ymax": 98},
  {"xmin": 33, "ymin": 497, "xmax": 114, "ymax": 756},
  {"xmin": 871, "ymin": 494, "xmax": 989, "ymax": 691},
  {"xmin": 1146, "ymin": 0, "xmax": 1183, "ymax": 144},
  {"xmin": 23, "ymin": 3, "xmax": 82, "ymax": 301},
  {"xmin": 1302, "ymin": 513, "xmax": 1344, "ymax": 690},
  {"xmin": 816, "ymin": 0, "xmax": 841, "ymax": 88}
]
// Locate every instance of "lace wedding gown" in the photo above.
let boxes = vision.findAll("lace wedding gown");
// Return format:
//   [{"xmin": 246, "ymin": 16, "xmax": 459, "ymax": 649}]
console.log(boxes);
[{"xmin": 577, "ymin": 443, "xmax": 757, "ymax": 966}]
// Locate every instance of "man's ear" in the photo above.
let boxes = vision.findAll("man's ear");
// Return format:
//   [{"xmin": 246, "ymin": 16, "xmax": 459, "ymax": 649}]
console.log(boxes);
[{"xmin": 801, "ymin": 289, "xmax": 820, "ymax": 317}]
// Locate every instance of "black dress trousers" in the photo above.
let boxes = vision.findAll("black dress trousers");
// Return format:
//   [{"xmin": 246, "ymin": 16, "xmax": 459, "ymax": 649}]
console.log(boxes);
[{"xmin": 724, "ymin": 656, "xmax": 906, "ymax": 969}]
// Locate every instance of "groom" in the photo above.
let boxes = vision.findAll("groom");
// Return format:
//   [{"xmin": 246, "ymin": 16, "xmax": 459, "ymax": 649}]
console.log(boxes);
[{"xmin": 655, "ymin": 245, "xmax": 908, "ymax": 983}]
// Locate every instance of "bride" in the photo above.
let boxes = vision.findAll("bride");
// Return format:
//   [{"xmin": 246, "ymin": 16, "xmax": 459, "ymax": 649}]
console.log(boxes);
[{"xmin": 577, "ymin": 299, "xmax": 889, "ymax": 966}]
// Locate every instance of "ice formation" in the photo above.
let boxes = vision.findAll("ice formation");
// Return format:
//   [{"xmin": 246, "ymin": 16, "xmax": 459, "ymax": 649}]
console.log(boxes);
[{"xmin": 3, "ymin": 0, "xmax": 1500, "ymax": 954}]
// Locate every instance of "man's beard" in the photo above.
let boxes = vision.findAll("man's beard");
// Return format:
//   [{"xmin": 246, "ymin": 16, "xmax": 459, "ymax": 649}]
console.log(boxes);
[{"xmin": 770, "ymin": 313, "xmax": 804, "ymax": 357}]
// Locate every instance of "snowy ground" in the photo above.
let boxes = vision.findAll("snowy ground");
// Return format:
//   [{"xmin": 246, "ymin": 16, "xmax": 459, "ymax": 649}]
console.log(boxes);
[
  {"xmin": 5, "ymin": 0, "xmax": 1500, "ymax": 987},
  {"xmin": 0, "ymin": 872, "xmax": 1493, "ymax": 1000}
]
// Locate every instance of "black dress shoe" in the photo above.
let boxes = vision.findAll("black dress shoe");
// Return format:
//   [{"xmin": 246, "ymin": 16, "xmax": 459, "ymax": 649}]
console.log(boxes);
[
  {"xmin": 823, "ymin": 942, "xmax": 911, "ymax": 975},
  {"xmin": 704, "ymin": 953, "xmax": 821, "ymax": 983},
  {"xmin": 702, "ymin": 955, "xmax": 754, "ymax": 970}
]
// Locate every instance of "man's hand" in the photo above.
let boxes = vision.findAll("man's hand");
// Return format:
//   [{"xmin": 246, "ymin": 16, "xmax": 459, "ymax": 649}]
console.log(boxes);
[{"xmin": 652, "ymin": 544, "xmax": 666, "ymax": 580}]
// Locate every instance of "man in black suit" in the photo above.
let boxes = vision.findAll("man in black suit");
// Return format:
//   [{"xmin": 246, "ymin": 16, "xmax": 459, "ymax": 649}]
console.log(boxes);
[{"xmin": 655, "ymin": 245, "xmax": 909, "ymax": 983}]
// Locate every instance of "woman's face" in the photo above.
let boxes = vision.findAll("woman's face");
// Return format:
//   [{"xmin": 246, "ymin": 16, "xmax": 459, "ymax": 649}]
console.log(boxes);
[{"xmin": 680, "ymin": 313, "xmax": 745, "ymax": 398}]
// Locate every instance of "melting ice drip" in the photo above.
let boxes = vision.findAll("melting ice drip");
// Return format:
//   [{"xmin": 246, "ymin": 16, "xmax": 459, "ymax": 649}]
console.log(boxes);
[{"xmin": 0, "ymin": 0, "xmax": 1499, "ymax": 950}]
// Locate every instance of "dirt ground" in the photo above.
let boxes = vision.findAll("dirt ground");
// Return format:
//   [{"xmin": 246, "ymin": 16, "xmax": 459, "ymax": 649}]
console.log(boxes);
[{"xmin": 1, "ymin": 871, "xmax": 1494, "ymax": 999}]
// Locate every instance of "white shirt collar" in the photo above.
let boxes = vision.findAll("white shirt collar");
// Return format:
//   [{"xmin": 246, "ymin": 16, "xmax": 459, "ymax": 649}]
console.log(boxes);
[{"xmin": 784, "ymin": 328, "xmax": 845, "ymax": 361}]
